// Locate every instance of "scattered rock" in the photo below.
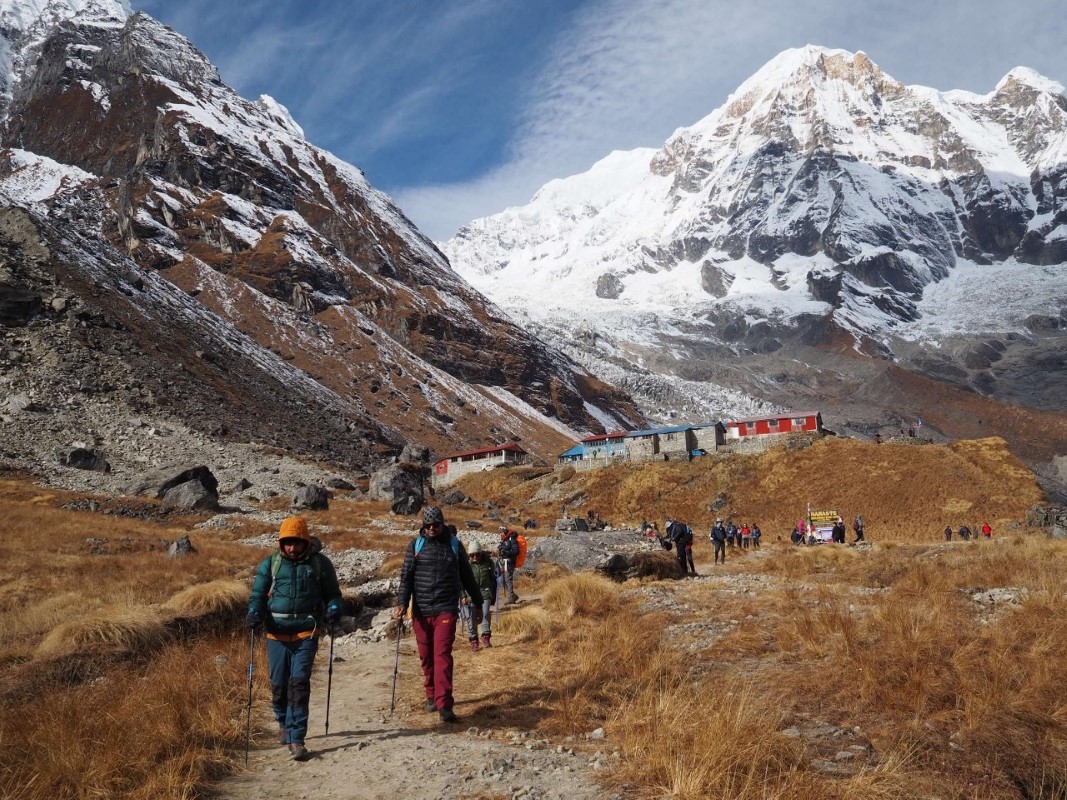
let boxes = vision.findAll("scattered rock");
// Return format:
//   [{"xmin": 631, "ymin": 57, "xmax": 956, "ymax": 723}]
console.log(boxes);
[{"xmin": 166, "ymin": 534, "xmax": 196, "ymax": 558}]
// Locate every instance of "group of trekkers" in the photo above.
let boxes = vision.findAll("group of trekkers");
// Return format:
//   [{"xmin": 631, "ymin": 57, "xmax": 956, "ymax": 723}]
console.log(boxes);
[
  {"xmin": 790, "ymin": 515, "xmax": 866, "ymax": 545},
  {"xmin": 245, "ymin": 507, "xmax": 523, "ymax": 762},
  {"xmin": 943, "ymin": 522, "xmax": 992, "ymax": 541},
  {"xmin": 643, "ymin": 517, "xmax": 766, "ymax": 575}
]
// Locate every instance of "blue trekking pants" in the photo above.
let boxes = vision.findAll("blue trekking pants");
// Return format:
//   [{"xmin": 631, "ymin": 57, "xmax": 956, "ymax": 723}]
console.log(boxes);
[{"xmin": 266, "ymin": 636, "xmax": 319, "ymax": 746}]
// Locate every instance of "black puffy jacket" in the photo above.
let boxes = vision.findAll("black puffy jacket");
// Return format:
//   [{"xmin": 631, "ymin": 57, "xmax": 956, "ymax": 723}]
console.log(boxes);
[{"xmin": 397, "ymin": 530, "xmax": 483, "ymax": 617}]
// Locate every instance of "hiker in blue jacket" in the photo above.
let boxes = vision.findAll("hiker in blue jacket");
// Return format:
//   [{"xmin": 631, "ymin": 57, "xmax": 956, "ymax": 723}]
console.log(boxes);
[
  {"xmin": 247, "ymin": 516, "xmax": 342, "ymax": 761},
  {"xmin": 395, "ymin": 506, "xmax": 483, "ymax": 723}
]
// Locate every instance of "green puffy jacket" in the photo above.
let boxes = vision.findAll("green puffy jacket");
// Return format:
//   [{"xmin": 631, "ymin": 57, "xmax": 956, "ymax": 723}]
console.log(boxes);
[
  {"xmin": 249, "ymin": 551, "xmax": 342, "ymax": 638},
  {"xmin": 465, "ymin": 556, "xmax": 497, "ymax": 605}
]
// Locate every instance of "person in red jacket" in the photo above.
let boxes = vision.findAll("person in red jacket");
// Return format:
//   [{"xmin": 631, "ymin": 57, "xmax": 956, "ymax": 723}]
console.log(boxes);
[{"xmin": 981, "ymin": 521, "xmax": 992, "ymax": 539}]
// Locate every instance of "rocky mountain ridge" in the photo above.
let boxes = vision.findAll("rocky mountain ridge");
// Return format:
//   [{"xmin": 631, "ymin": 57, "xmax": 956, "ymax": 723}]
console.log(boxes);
[
  {"xmin": 442, "ymin": 47, "xmax": 1067, "ymax": 490},
  {"xmin": 0, "ymin": 0, "xmax": 644, "ymax": 488}
]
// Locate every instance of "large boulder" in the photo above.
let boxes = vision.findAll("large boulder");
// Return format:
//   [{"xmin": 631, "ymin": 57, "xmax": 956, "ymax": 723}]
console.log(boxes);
[
  {"xmin": 399, "ymin": 443, "xmax": 432, "ymax": 464},
  {"xmin": 368, "ymin": 462, "xmax": 424, "ymax": 516},
  {"xmin": 161, "ymin": 480, "xmax": 219, "ymax": 510},
  {"xmin": 391, "ymin": 494, "xmax": 422, "ymax": 516},
  {"xmin": 60, "ymin": 447, "xmax": 110, "ymax": 472},
  {"xmin": 156, "ymin": 466, "xmax": 219, "ymax": 510},
  {"xmin": 292, "ymin": 485, "xmax": 330, "ymax": 510}
]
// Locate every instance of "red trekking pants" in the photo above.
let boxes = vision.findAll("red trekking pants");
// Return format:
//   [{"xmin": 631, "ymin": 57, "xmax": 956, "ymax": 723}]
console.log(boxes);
[{"xmin": 411, "ymin": 612, "xmax": 458, "ymax": 711}]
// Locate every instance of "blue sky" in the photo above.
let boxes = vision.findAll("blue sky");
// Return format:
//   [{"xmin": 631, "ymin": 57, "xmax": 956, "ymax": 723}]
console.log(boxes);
[{"xmin": 132, "ymin": 0, "xmax": 1066, "ymax": 241}]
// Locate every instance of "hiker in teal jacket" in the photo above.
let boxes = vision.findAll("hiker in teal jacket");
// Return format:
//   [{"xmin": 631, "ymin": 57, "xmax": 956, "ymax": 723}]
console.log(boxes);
[
  {"xmin": 247, "ymin": 516, "xmax": 342, "ymax": 761},
  {"xmin": 462, "ymin": 539, "xmax": 497, "ymax": 650}
]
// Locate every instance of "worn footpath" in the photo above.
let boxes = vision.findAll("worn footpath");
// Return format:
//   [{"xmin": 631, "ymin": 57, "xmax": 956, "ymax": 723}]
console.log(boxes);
[{"xmin": 213, "ymin": 625, "xmax": 614, "ymax": 800}]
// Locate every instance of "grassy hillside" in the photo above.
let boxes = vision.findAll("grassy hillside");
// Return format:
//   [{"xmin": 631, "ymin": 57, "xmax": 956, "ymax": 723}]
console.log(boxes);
[
  {"xmin": 450, "ymin": 436, "xmax": 1046, "ymax": 539},
  {"xmin": 0, "ymin": 435, "xmax": 1060, "ymax": 800}
]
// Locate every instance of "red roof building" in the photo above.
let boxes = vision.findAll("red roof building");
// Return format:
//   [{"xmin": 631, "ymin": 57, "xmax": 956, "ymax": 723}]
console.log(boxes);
[{"xmin": 432, "ymin": 443, "xmax": 529, "ymax": 487}]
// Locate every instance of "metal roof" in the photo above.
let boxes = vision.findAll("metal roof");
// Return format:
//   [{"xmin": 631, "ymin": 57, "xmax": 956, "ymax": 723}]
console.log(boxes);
[
  {"xmin": 626, "ymin": 424, "xmax": 691, "ymax": 437},
  {"xmin": 580, "ymin": 430, "xmax": 629, "ymax": 443},
  {"xmin": 558, "ymin": 444, "xmax": 584, "ymax": 458},
  {"xmin": 435, "ymin": 442, "xmax": 527, "ymax": 465}
]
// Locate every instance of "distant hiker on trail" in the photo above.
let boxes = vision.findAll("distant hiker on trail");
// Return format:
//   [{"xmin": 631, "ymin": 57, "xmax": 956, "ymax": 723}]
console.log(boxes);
[
  {"xmin": 853, "ymin": 515, "xmax": 865, "ymax": 543},
  {"xmin": 247, "ymin": 516, "xmax": 343, "ymax": 761},
  {"xmin": 726, "ymin": 521, "xmax": 738, "ymax": 548},
  {"xmin": 710, "ymin": 518, "xmax": 727, "ymax": 564},
  {"xmin": 944, "ymin": 526, "xmax": 953, "ymax": 541},
  {"xmin": 462, "ymin": 540, "xmax": 496, "ymax": 651},
  {"xmin": 667, "ymin": 518, "xmax": 696, "ymax": 576},
  {"xmin": 832, "ymin": 519, "xmax": 846, "ymax": 544},
  {"xmin": 395, "ymin": 506, "xmax": 483, "ymax": 724},
  {"xmin": 981, "ymin": 521, "xmax": 992, "ymax": 539},
  {"xmin": 751, "ymin": 523, "xmax": 762, "ymax": 549},
  {"xmin": 498, "ymin": 526, "xmax": 521, "ymax": 604},
  {"xmin": 958, "ymin": 524, "xmax": 971, "ymax": 541},
  {"xmin": 740, "ymin": 522, "xmax": 751, "ymax": 550}
]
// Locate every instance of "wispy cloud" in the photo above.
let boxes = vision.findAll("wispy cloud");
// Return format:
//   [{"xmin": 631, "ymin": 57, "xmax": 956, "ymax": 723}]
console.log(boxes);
[
  {"xmin": 398, "ymin": 0, "xmax": 1067, "ymax": 240},
  {"xmin": 135, "ymin": 0, "xmax": 1066, "ymax": 242}
]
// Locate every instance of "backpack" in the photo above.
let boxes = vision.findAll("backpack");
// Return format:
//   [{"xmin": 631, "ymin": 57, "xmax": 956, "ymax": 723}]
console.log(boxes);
[
  {"xmin": 269, "ymin": 550, "xmax": 323, "ymax": 588},
  {"xmin": 414, "ymin": 533, "xmax": 460, "ymax": 558},
  {"xmin": 515, "ymin": 535, "xmax": 528, "ymax": 568},
  {"xmin": 669, "ymin": 521, "xmax": 692, "ymax": 545}
]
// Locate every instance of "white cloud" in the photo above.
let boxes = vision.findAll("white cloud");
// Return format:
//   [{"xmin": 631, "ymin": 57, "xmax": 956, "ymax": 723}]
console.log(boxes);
[{"xmin": 399, "ymin": 0, "xmax": 1067, "ymax": 241}]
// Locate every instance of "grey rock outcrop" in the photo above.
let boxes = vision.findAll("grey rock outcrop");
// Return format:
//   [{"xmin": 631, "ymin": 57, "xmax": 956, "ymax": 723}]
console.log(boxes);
[
  {"xmin": 60, "ymin": 446, "xmax": 110, "ymax": 472},
  {"xmin": 368, "ymin": 463, "xmax": 424, "ymax": 516},
  {"xmin": 156, "ymin": 465, "xmax": 220, "ymax": 510},
  {"xmin": 292, "ymin": 484, "xmax": 330, "ymax": 510}
]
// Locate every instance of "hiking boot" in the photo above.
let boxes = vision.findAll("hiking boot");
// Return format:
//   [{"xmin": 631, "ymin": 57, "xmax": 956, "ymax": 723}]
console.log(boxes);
[
  {"xmin": 277, "ymin": 725, "xmax": 288, "ymax": 746},
  {"xmin": 508, "ymin": 594, "xmax": 519, "ymax": 604},
  {"xmin": 424, "ymin": 698, "xmax": 437, "ymax": 713},
  {"xmin": 439, "ymin": 707, "xmax": 458, "ymax": 724},
  {"xmin": 469, "ymin": 637, "xmax": 480, "ymax": 652},
  {"xmin": 481, "ymin": 633, "xmax": 492, "ymax": 648},
  {"xmin": 288, "ymin": 743, "xmax": 309, "ymax": 761}
]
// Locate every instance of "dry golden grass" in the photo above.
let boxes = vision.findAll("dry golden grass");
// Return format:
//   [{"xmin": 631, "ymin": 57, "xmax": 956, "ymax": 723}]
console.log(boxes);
[
  {"xmin": 495, "ymin": 605, "xmax": 554, "ymax": 642},
  {"xmin": 452, "ymin": 436, "xmax": 1045, "ymax": 544},
  {"xmin": 0, "ymin": 479, "xmax": 267, "ymax": 800},
  {"xmin": 1, "ymin": 635, "xmax": 253, "ymax": 800},
  {"xmin": 455, "ymin": 534, "xmax": 1067, "ymax": 799},
  {"xmin": 162, "ymin": 580, "xmax": 249, "ymax": 618},
  {"xmin": 540, "ymin": 572, "xmax": 620, "ymax": 619},
  {"xmin": 35, "ymin": 604, "xmax": 169, "ymax": 659}
]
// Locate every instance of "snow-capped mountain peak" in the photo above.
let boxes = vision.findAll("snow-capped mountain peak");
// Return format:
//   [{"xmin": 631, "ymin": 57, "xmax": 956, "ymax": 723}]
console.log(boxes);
[{"xmin": 442, "ymin": 46, "xmax": 1067, "ymax": 437}]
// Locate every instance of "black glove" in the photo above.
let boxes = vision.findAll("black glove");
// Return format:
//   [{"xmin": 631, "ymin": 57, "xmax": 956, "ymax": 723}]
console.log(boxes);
[
  {"xmin": 324, "ymin": 608, "xmax": 341, "ymax": 626},
  {"xmin": 246, "ymin": 610, "xmax": 262, "ymax": 630}
]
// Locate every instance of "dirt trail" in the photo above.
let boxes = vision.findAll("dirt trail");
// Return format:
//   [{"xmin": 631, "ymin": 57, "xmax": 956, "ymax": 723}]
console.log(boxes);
[{"xmin": 213, "ymin": 628, "xmax": 612, "ymax": 800}]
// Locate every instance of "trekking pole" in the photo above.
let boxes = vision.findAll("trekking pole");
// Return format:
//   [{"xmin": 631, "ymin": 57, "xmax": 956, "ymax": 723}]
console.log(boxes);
[
  {"xmin": 389, "ymin": 618, "xmax": 403, "ymax": 714},
  {"xmin": 495, "ymin": 565, "xmax": 502, "ymax": 618},
  {"xmin": 244, "ymin": 628, "xmax": 255, "ymax": 767},
  {"xmin": 324, "ymin": 626, "xmax": 335, "ymax": 735}
]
